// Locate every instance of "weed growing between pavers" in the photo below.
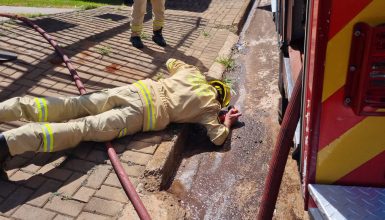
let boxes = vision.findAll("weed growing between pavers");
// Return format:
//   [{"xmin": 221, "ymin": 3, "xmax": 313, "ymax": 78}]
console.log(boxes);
[
  {"xmin": 48, "ymin": 192, "xmax": 61, "ymax": 202},
  {"xmin": 216, "ymin": 56, "xmax": 235, "ymax": 71},
  {"xmin": 202, "ymin": 31, "xmax": 210, "ymax": 37},
  {"xmin": 96, "ymin": 45, "xmax": 112, "ymax": 56}
]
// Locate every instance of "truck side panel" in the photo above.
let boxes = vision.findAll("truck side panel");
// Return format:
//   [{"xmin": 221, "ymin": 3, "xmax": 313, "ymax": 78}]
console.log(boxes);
[{"xmin": 316, "ymin": 0, "xmax": 385, "ymax": 186}]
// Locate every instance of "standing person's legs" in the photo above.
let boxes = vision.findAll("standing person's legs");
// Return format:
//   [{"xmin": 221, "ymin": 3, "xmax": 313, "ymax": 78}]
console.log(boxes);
[
  {"xmin": 151, "ymin": 0, "xmax": 167, "ymax": 47},
  {"xmin": 130, "ymin": 0, "xmax": 147, "ymax": 48}
]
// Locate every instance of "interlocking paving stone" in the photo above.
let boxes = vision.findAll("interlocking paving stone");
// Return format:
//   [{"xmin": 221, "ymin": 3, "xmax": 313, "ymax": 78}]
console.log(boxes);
[
  {"xmin": 53, "ymin": 215, "xmax": 74, "ymax": 220},
  {"xmin": 121, "ymin": 150, "xmax": 152, "ymax": 166},
  {"xmin": 0, "ymin": 186, "xmax": 34, "ymax": 216},
  {"xmin": 0, "ymin": 0, "xmax": 250, "ymax": 218},
  {"xmin": 84, "ymin": 197, "xmax": 124, "ymax": 216},
  {"xmin": 77, "ymin": 212, "xmax": 111, "ymax": 220},
  {"xmin": 72, "ymin": 187, "xmax": 95, "ymax": 203},
  {"xmin": 27, "ymin": 179, "xmax": 62, "ymax": 207},
  {"xmin": 84, "ymin": 165, "xmax": 111, "ymax": 189},
  {"xmin": 44, "ymin": 196, "xmax": 84, "ymax": 217},
  {"xmin": 12, "ymin": 204, "xmax": 56, "ymax": 220},
  {"xmin": 58, "ymin": 172, "xmax": 87, "ymax": 197},
  {"xmin": 95, "ymin": 185, "xmax": 128, "ymax": 203}
]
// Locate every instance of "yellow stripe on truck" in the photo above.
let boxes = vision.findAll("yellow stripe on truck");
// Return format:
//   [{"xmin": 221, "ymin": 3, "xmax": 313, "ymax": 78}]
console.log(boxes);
[
  {"xmin": 322, "ymin": 0, "xmax": 385, "ymax": 102},
  {"xmin": 316, "ymin": 117, "xmax": 385, "ymax": 183}
]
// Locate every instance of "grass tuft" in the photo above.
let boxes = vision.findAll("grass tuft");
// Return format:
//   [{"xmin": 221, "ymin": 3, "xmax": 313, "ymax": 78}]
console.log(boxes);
[
  {"xmin": 80, "ymin": 4, "xmax": 98, "ymax": 10},
  {"xmin": 16, "ymin": 13, "xmax": 44, "ymax": 18},
  {"xmin": 202, "ymin": 31, "xmax": 210, "ymax": 37},
  {"xmin": 96, "ymin": 45, "xmax": 112, "ymax": 56},
  {"xmin": 216, "ymin": 56, "xmax": 235, "ymax": 71},
  {"xmin": 223, "ymin": 77, "xmax": 237, "ymax": 95}
]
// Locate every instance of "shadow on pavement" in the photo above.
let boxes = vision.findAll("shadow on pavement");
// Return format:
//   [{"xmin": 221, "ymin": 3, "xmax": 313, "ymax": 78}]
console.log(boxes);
[
  {"xmin": 257, "ymin": 4, "xmax": 272, "ymax": 12},
  {"xmin": 166, "ymin": 0, "xmax": 212, "ymax": 12},
  {"xmin": 0, "ymin": 5, "xmax": 212, "ymax": 214}
]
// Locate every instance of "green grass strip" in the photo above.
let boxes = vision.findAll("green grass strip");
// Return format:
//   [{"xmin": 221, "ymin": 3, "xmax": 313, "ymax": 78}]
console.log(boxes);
[{"xmin": 0, "ymin": 0, "xmax": 123, "ymax": 8}]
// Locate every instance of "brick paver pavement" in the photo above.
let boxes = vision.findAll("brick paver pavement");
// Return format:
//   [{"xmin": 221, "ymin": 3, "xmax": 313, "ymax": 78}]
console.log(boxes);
[{"xmin": 0, "ymin": 0, "xmax": 251, "ymax": 219}]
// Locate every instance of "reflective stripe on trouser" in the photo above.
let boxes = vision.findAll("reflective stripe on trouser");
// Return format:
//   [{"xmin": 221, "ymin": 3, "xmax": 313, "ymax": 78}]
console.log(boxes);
[
  {"xmin": 133, "ymin": 81, "xmax": 156, "ymax": 131},
  {"xmin": 0, "ymin": 85, "xmax": 139, "ymax": 123},
  {"xmin": 4, "ymin": 98, "xmax": 144, "ymax": 156},
  {"xmin": 131, "ymin": 0, "xmax": 165, "ymax": 34}
]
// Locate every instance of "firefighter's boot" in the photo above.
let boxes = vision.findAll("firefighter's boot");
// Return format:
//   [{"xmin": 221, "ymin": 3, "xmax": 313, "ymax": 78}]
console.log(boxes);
[
  {"xmin": 152, "ymin": 28, "xmax": 167, "ymax": 47},
  {"xmin": 0, "ymin": 133, "xmax": 10, "ymax": 180},
  {"xmin": 130, "ymin": 36, "xmax": 144, "ymax": 49}
]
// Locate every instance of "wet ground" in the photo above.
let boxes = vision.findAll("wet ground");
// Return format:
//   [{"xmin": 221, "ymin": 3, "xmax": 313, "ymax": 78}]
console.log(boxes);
[{"xmin": 168, "ymin": 0, "xmax": 308, "ymax": 219}]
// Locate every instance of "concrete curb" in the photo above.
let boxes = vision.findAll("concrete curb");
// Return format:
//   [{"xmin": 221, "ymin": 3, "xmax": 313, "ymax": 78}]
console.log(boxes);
[
  {"xmin": 207, "ymin": 32, "xmax": 239, "ymax": 79},
  {"xmin": 142, "ymin": 126, "xmax": 189, "ymax": 192},
  {"xmin": 207, "ymin": 0, "xmax": 253, "ymax": 79},
  {"xmin": 235, "ymin": 0, "xmax": 255, "ymax": 34}
]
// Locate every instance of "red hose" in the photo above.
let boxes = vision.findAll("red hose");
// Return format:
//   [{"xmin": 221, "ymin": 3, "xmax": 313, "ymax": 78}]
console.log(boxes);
[
  {"xmin": 0, "ymin": 13, "xmax": 151, "ymax": 220},
  {"xmin": 257, "ymin": 71, "xmax": 302, "ymax": 220}
]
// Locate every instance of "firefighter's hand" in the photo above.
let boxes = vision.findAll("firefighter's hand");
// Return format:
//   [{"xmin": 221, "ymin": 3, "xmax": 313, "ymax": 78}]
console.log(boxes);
[{"xmin": 223, "ymin": 107, "xmax": 242, "ymax": 128}]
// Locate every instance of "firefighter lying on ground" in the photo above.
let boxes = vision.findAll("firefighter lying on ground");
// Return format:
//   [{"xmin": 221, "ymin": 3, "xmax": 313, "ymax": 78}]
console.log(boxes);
[
  {"xmin": 0, "ymin": 58, "xmax": 242, "ymax": 179},
  {"xmin": 130, "ymin": 0, "xmax": 167, "ymax": 48}
]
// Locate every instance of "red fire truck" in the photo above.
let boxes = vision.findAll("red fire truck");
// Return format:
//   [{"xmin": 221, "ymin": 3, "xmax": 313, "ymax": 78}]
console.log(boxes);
[{"xmin": 259, "ymin": 0, "xmax": 385, "ymax": 219}]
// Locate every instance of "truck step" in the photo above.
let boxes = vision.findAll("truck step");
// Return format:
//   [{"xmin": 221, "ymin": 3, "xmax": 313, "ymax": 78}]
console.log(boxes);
[{"xmin": 309, "ymin": 184, "xmax": 385, "ymax": 220}]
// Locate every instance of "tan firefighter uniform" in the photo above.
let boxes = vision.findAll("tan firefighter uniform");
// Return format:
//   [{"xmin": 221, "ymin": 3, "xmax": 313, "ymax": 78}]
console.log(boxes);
[
  {"xmin": 0, "ymin": 59, "xmax": 229, "ymax": 156},
  {"xmin": 131, "ymin": 0, "xmax": 165, "ymax": 35}
]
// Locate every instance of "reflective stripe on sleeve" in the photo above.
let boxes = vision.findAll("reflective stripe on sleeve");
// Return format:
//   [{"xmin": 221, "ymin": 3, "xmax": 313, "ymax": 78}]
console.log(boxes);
[
  {"xmin": 34, "ymin": 98, "xmax": 48, "ymax": 122},
  {"xmin": 42, "ymin": 124, "xmax": 54, "ymax": 152},
  {"xmin": 133, "ymin": 81, "xmax": 156, "ymax": 131}
]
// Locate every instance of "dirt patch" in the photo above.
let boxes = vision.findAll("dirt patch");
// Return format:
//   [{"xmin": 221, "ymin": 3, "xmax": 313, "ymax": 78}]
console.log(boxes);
[
  {"xmin": 274, "ymin": 152, "xmax": 309, "ymax": 220},
  {"xmin": 121, "ymin": 191, "xmax": 187, "ymax": 220}
]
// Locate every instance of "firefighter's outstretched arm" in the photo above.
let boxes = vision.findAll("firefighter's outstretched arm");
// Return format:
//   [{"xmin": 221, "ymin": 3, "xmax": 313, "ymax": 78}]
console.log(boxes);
[{"xmin": 200, "ymin": 107, "xmax": 242, "ymax": 146}]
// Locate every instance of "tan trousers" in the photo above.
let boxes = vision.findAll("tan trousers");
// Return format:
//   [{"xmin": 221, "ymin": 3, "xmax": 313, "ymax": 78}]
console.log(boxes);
[
  {"xmin": 131, "ymin": 0, "xmax": 166, "ymax": 35},
  {"xmin": 1, "ymin": 85, "xmax": 144, "ymax": 156}
]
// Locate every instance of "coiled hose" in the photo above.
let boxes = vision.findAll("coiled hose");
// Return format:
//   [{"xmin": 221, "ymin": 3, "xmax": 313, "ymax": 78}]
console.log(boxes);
[{"xmin": 0, "ymin": 13, "xmax": 151, "ymax": 220}]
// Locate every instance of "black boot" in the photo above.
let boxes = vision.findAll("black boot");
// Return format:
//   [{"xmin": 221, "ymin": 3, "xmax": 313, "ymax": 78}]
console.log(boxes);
[
  {"xmin": 0, "ymin": 133, "xmax": 10, "ymax": 180},
  {"xmin": 152, "ymin": 28, "xmax": 167, "ymax": 47},
  {"xmin": 130, "ymin": 36, "xmax": 144, "ymax": 49}
]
